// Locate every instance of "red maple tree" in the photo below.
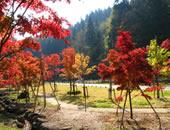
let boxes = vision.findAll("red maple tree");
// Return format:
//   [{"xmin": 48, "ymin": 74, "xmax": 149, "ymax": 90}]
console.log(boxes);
[
  {"xmin": 60, "ymin": 47, "xmax": 76, "ymax": 95},
  {"xmin": 0, "ymin": 0, "xmax": 71, "ymax": 107},
  {"xmin": 98, "ymin": 63, "xmax": 115, "ymax": 99},
  {"xmin": 161, "ymin": 39, "xmax": 170, "ymax": 51},
  {"xmin": 98, "ymin": 31, "xmax": 158, "ymax": 126},
  {"xmin": 44, "ymin": 53, "xmax": 61, "ymax": 92}
]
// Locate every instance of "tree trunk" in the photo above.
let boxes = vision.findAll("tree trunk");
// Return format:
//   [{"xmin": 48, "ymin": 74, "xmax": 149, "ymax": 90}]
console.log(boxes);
[
  {"xmin": 120, "ymin": 90, "xmax": 128, "ymax": 129},
  {"xmin": 82, "ymin": 79, "xmax": 86, "ymax": 97},
  {"xmin": 25, "ymin": 85, "xmax": 29, "ymax": 103},
  {"xmin": 49, "ymin": 82, "xmax": 60, "ymax": 110},
  {"xmin": 69, "ymin": 80, "xmax": 72, "ymax": 95},
  {"xmin": 155, "ymin": 74, "xmax": 160, "ymax": 99},
  {"xmin": 86, "ymin": 87, "xmax": 89, "ymax": 97},
  {"xmin": 113, "ymin": 89, "xmax": 116, "ymax": 100},
  {"xmin": 161, "ymin": 89, "xmax": 164, "ymax": 97},
  {"xmin": 116, "ymin": 90, "xmax": 123, "ymax": 116},
  {"xmin": 128, "ymin": 90, "xmax": 133, "ymax": 119},
  {"xmin": 53, "ymin": 80, "xmax": 57, "ymax": 92},
  {"xmin": 30, "ymin": 84, "xmax": 36, "ymax": 98},
  {"xmin": 33, "ymin": 84, "xmax": 36, "ymax": 92},
  {"xmin": 82, "ymin": 79, "xmax": 87, "ymax": 112},
  {"xmin": 152, "ymin": 76, "xmax": 156, "ymax": 98},
  {"xmin": 108, "ymin": 79, "xmax": 112, "ymax": 99},
  {"xmin": 73, "ymin": 80, "xmax": 76, "ymax": 95},
  {"xmin": 83, "ymin": 86, "xmax": 86, "ymax": 97},
  {"xmin": 53, "ymin": 75, "xmax": 57, "ymax": 92},
  {"xmin": 42, "ymin": 79, "xmax": 46, "ymax": 108},
  {"xmin": 34, "ymin": 80, "xmax": 41, "ymax": 111}
]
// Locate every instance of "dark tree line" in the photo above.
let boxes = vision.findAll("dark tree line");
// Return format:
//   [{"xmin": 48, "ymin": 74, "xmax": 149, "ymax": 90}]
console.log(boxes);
[
  {"xmin": 108, "ymin": 0, "xmax": 170, "ymax": 48},
  {"xmin": 32, "ymin": 38, "xmax": 68, "ymax": 58}
]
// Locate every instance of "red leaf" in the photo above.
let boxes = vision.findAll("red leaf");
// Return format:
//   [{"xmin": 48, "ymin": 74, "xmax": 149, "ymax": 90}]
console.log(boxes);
[{"xmin": 115, "ymin": 96, "xmax": 123, "ymax": 102}]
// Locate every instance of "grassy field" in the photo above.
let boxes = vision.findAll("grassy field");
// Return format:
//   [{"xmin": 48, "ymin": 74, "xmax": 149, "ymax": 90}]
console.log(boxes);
[
  {"xmin": 2, "ymin": 83, "xmax": 170, "ymax": 108},
  {"xmin": 38, "ymin": 83, "xmax": 170, "ymax": 108}
]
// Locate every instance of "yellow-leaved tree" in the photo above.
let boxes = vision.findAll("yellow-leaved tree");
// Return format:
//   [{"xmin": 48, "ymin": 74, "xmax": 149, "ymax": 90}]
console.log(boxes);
[
  {"xmin": 147, "ymin": 39, "xmax": 170, "ymax": 98},
  {"xmin": 73, "ymin": 53, "xmax": 96, "ymax": 111},
  {"xmin": 73, "ymin": 53, "xmax": 96, "ymax": 96},
  {"xmin": 60, "ymin": 48, "xmax": 95, "ymax": 97}
]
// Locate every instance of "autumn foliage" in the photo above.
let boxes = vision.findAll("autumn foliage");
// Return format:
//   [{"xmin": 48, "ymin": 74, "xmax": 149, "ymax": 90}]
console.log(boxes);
[
  {"xmin": 44, "ymin": 53, "xmax": 61, "ymax": 80},
  {"xmin": 147, "ymin": 39, "xmax": 170, "ymax": 98},
  {"xmin": 98, "ymin": 31, "xmax": 154, "ymax": 120},
  {"xmin": 99, "ymin": 31, "xmax": 153, "ymax": 90},
  {"xmin": 60, "ymin": 47, "xmax": 95, "ymax": 95},
  {"xmin": 0, "ymin": 0, "xmax": 71, "ymax": 63},
  {"xmin": 60, "ymin": 47, "xmax": 76, "ymax": 80},
  {"xmin": 161, "ymin": 39, "xmax": 170, "ymax": 51},
  {"xmin": 0, "ymin": 0, "xmax": 71, "ymax": 91},
  {"xmin": 98, "ymin": 63, "xmax": 114, "ymax": 80}
]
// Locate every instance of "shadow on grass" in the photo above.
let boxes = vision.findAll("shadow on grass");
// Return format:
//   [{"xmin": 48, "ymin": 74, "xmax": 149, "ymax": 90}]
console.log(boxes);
[
  {"xmin": 88, "ymin": 99, "xmax": 113, "ymax": 108},
  {"xmin": 159, "ymin": 98, "xmax": 170, "ymax": 107},
  {"xmin": 159, "ymin": 97, "xmax": 170, "ymax": 102},
  {"xmin": 0, "ymin": 113, "xmax": 21, "ymax": 130},
  {"xmin": 0, "ymin": 113, "xmax": 13, "ymax": 123},
  {"xmin": 58, "ymin": 93, "xmax": 113, "ymax": 108},
  {"xmin": 59, "ymin": 93, "xmax": 84, "ymax": 106}
]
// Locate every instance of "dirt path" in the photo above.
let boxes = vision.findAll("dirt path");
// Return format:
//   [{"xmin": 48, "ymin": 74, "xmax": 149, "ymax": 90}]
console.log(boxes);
[
  {"xmin": 40, "ymin": 96, "xmax": 170, "ymax": 130},
  {"xmin": 41, "ymin": 97, "xmax": 105, "ymax": 130}
]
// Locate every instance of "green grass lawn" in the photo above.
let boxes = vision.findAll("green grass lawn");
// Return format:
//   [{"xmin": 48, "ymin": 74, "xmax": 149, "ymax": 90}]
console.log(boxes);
[{"xmin": 39, "ymin": 83, "xmax": 170, "ymax": 108}]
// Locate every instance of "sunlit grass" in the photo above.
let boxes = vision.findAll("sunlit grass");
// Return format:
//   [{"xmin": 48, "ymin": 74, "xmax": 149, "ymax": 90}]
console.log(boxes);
[
  {"xmin": 3, "ymin": 83, "xmax": 169, "ymax": 108},
  {"xmin": 39, "ymin": 83, "xmax": 170, "ymax": 108}
]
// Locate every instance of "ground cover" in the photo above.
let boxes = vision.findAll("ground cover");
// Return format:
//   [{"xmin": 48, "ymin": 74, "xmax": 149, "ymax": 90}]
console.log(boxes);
[
  {"xmin": 0, "ymin": 114, "xmax": 21, "ymax": 130},
  {"xmin": 41, "ymin": 107, "xmax": 170, "ymax": 130},
  {"xmin": 39, "ymin": 83, "xmax": 170, "ymax": 108}
]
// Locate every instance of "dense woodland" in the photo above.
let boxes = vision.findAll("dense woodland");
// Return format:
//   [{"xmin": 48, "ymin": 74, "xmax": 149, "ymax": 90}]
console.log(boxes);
[{"xmin": 41, "ymin": 0, "xmax": 170, "ymax": 67}]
